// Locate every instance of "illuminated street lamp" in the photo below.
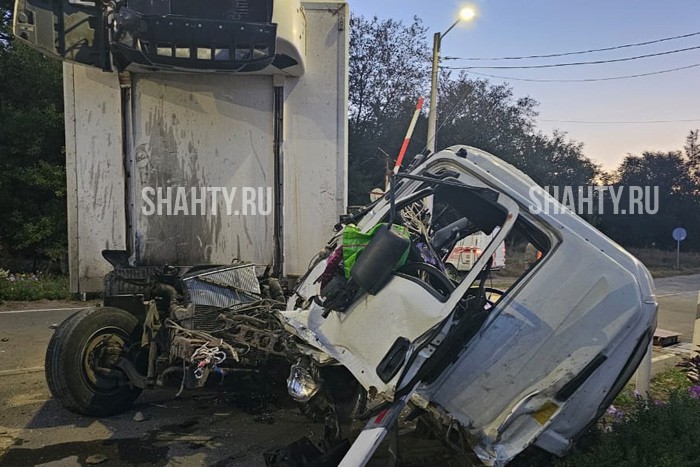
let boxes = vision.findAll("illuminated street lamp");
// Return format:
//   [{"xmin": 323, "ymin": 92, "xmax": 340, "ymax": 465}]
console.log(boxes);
[{"xmin": 426, "ymin": 6, "xmax": 476, "ymax": 153}]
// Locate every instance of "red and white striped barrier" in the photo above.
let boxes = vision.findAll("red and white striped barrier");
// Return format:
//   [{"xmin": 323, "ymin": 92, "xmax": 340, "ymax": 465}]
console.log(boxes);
[{"xmin": 393, "ymin": 96, "xmax": 424, "ymax": 174}]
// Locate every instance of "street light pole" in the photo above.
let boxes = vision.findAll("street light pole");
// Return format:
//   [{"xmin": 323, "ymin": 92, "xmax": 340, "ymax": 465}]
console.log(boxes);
[
  {"xmin": 426, "ymin": 31, "xmax": 441, "ymax": 154},
  {"xmin": 426, "ymin": 8, "xmax": 476, "ymax": 154}
]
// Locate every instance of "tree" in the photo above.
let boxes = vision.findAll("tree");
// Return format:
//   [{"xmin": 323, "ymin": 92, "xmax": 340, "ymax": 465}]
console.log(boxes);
[
  {"xmin": 349, "ymin": 15, "xmax": 430, "ymax": 133},
  {"xmin": 347, "ymin": 17, "xmax": 600, "ymax": 204},
  {"xmin": 435, "ymin": 73, "xmax": 598, "ymax": 188},
  {"xmin": 0, "ymin": 2, "xmax": 66, "ymax": 267},
  {"xmin": 435, "ymin": 74, "xmax": 537, "ymax": 157},
  {"xmin": 599, "ymin": 151, "xmax": 699, "ymax": 250},
  {"xmin": 0, "ymin": 0, "xmax": 11, "ymax": 45},
  {"xmin": 348, "ymin": 15, "xmax": 430, "ymax": 204},
  {"xmin": 685, "ymin": 129, "xmax": 700, "ymax": 188}
]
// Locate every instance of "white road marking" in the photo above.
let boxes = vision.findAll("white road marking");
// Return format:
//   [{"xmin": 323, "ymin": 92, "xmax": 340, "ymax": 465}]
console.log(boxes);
[
  {"xmin": 656, "ymin": 291, "xmax": 700, "ymax": 298},
  {"xmin": 651, "ymin": 354, "xmax": 676, "ymax": 363},
  {"xmin": 0, "ymin": 307, "xmax": 83, "ymax": 315}
]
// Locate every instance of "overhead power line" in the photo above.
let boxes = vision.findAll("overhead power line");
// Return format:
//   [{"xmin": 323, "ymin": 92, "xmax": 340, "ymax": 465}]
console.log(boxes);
[
  {"xmin": 444, "ymin": 45, "xmax": 700, "ymax": 70},
  {"xmin": 459, "ymin": 62, "xmax": 700, "ymax": 82},
  {"xmin": 444, "ymin": 31, "xmax": 700, "ymax": 61},
  {"xmin": 539, "ymin": 118, "xmax": 700, "ymax": 124}
]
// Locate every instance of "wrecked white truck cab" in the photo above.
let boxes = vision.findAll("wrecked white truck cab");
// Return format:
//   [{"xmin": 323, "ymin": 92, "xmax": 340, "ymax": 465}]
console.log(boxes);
[
  {"xmin": 283, "ymin": 145, "xmax": 657, "ymax": 465},
  {"xmin": 41, "ymin": 145, "xmax": 656, "ymax": 466}
]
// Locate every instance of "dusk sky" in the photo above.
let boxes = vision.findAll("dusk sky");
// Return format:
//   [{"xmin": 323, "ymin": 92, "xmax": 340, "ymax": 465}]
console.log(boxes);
[{"xmin": 348, "ymin": 0, "xmax": 700, "ymax": 170}]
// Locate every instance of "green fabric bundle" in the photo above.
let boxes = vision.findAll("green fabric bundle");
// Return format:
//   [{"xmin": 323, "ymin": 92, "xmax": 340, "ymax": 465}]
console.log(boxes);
[{"xmin": 341, "ymin": 223, "xmax": 410, "ymax": 278}]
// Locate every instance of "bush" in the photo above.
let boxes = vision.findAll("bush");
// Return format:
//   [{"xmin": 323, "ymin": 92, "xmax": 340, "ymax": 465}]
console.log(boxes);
[
  {"xmin": 545, "ymin": 369, "xmax": 695, "ymax": 466},
  {"xmin": 0, "ymin": 272, "xmax": 69, "ymax": 300},
  {"xmin": 558, "ymin": 387, "xmax": 700, "ymax": 467}
]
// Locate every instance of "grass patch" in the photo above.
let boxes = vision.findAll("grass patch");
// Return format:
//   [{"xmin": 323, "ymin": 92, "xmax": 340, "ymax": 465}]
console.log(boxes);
[
  {"xmin": 0, "ymin": 272, "xmax": 69, "ymax": 301},
  {"xmin": 500, "ymin": 245, "xmax": 700, "ymax": 279},
  {"xmin": 608, "ymin": 368, "xmax": 691, "ymax": 415},
  {"xmin": 628, "ymin": 247, "xmax": 700, "ymax": 277}
]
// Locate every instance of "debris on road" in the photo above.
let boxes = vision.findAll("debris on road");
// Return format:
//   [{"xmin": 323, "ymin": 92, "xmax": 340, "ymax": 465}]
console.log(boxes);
[
  {"xmin": 654, "ymin": 328, "xmax": 682, "ymax": 347},
  {"xmin": 85, "ymin": 454, "xmax": 108, "ymax": 464}
]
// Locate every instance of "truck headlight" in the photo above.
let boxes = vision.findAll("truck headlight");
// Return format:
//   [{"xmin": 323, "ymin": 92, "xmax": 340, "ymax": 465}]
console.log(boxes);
[{"xmin": 287, "ymin": 358, "xmax": 321, "ymax": 402}]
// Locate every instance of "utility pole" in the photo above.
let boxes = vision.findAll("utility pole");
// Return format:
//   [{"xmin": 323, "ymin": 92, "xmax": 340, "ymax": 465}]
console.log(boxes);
[{"xmin": 426, "ymin": 32, "xmax": 441, "ymax": 154}]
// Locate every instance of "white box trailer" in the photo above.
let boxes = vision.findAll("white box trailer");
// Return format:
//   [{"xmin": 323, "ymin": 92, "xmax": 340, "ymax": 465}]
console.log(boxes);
[{"xmin": 14, "ymin": 0, "xmax": 349, "ymax": 293}]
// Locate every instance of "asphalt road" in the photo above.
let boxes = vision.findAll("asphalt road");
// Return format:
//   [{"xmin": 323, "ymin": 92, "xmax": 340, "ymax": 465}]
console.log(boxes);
[
  {"xmin": 0, "ymin": 302, "xmax": 330, "ymax": 466},
  {"xmin": 0, "ymin": 303, "xmax": 456, "ymax": 467},
  {"xmin": 0, "ymin": 273, "xmax": 698, "ymax": 466},
  {"xmin": 654, "ymin": 274, "xmax": 700, "ymax": 342}
]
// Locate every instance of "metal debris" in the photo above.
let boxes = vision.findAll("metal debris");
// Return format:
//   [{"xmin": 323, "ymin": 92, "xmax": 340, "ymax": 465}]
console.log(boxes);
[{"xmin": 85, "ymin": 454, "xmax": 108, "ymax": 464}]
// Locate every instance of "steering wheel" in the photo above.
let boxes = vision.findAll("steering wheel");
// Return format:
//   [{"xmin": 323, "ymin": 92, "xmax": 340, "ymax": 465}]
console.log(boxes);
[
  {"xmin": 398, "ymin": 262, "xmax": 455, "ymax": 297},
  {"xmin": 483, "ymin": 287, "xmax": 506, "ymax": 307}
]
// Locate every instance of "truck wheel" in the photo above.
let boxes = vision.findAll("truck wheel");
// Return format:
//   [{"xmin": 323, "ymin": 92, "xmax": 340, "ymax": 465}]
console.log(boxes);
[{"xmin": 45, "ymin": 307, "xmax": 143, "ymax": 416}]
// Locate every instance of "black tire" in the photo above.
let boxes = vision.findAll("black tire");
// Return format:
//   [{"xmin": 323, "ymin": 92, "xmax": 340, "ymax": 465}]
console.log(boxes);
[
  {"xmin": 45, "ymin": 306, "xmax": 143, "ymax": 416},
  {"xmin": 317, "ymin": 366, "xmax": 367, "ymax": 422}
]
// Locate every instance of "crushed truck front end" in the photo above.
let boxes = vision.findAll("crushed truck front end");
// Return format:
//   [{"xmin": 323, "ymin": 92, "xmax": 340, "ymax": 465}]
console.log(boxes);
[{"xmin": 284, "ymin": 145, "xmax": 657, "ymax": 465}]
